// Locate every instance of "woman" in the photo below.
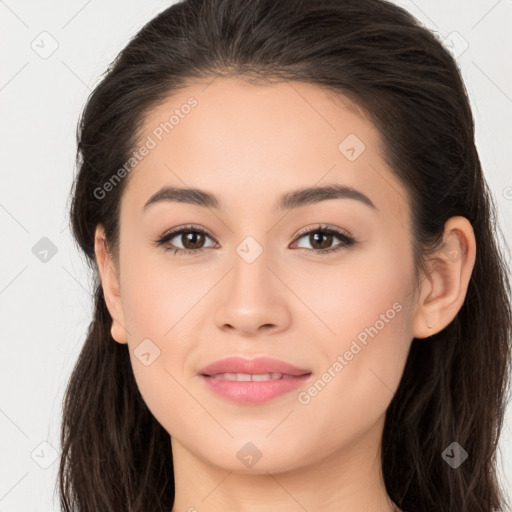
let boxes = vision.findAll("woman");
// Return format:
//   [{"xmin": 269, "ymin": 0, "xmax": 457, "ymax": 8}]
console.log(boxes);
[{"xmin": 59, "ymin": 0, "xmax": 512, "ymax": 510}]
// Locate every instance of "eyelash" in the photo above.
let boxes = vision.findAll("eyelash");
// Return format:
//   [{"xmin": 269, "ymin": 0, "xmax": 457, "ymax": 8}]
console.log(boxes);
[{"xmin": 154, "ymin": 224, "xmax": 357, "ymax": 257}]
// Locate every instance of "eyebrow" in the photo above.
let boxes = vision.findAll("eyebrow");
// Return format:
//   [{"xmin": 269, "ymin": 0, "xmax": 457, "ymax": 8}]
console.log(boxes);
[{"xmin": 143, "ymin": 184, "xmax": 377, "ymax": 212}]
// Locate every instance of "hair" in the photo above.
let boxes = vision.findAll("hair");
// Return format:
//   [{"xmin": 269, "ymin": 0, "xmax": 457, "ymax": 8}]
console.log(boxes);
[{"xmin": 59, "ymin": 0, "xmax": 512, "ymax": 510}]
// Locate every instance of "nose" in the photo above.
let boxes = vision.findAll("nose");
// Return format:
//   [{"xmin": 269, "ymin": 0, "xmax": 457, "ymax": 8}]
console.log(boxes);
[{"xmin": 213, "ymin": 246, "xmax": 292, "ymax": 337}]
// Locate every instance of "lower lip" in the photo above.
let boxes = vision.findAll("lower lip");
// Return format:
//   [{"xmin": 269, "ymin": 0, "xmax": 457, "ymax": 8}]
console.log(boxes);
[{"xmin": 200, "ymin": 374, "xmax": 312, "ymax": 404}]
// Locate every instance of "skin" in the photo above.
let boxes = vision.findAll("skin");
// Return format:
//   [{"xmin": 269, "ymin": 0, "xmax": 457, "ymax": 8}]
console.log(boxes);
[{"xmin": 94, "ymin": 77, "xmax": 476, "ymax": 512}]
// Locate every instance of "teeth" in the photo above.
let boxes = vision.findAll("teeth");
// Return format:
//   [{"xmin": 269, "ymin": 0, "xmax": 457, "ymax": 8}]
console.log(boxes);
[{"xmin": 211, "ymin": 372, "xmax": 284, "ymax": 381}]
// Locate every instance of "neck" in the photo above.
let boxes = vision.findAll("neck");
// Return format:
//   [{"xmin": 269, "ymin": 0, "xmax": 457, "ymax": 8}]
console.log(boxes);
[{"xmin": 170, "ymin": 416, "xmax": 398, "ymax": 512}]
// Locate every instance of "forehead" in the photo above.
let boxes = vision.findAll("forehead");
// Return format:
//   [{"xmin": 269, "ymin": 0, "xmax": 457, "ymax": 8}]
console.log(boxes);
[{"xmin": 121, "ymin": 77, "xmax": 408, "ymax": 223}]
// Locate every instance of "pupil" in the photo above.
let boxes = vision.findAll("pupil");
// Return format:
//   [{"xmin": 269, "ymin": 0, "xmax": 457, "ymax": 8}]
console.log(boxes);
[
  {"xmin": 312, "ymin": 232, "xmax": 332, "ymax": 249},
  {"xmin": 183, "ymin": 232, "xmax": 204, "ymax": 249}
]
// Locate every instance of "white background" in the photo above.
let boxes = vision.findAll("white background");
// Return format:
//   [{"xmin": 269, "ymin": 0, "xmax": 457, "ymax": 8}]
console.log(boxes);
[{"xmin": 1, "ymin": 0, "xmax": 511, "ymax": 510}]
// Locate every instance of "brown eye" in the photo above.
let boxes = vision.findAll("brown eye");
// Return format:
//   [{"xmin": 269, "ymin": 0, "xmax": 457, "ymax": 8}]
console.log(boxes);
[
  {"xmin": 179, "ymin": 231, "xmax": 206, "ymax": 250},
  {"xmin": 155, "ymin": 224, "xmax": 356, "ymax": 257},
  {"xmin": 292, "ymin": 225, "xmax": 356, "ymax": 254},
  {"xmin": 155, "ymin": 225, "xmax": 217, "ymax": 255},
  {"xmin": 308, "ymin": 231, "xmax": 334, "ymax": 250}
]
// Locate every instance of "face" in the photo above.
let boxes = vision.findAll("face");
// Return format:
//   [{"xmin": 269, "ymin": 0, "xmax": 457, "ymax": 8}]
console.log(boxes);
[{"xmin": 101, "ymin": 77, "xmax": 424, "ymax": 474}]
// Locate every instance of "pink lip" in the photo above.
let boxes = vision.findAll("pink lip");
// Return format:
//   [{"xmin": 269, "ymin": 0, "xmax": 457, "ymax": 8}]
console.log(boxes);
[
  {"xmin": 198, "ymin": 356, "xmax": 312, "ymax": 405},
  {"xmin": 199, "ymin": 356, "xmax": 311, "ymax": 376}
]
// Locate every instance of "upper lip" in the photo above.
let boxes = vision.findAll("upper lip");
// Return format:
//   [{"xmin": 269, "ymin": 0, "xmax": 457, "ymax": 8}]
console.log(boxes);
[{"xmin": 199, "ymin": 356, "xmax": 311, "ymax": 377}]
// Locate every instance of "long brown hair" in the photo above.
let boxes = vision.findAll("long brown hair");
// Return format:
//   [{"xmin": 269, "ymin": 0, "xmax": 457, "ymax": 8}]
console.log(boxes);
[{"xmin": 59, "ymin": 0, "xmax": 512, "ymax": 510}]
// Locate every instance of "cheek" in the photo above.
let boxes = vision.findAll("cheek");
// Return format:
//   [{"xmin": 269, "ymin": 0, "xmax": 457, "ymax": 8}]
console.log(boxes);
[
  {"xmin": 119, "ymin": 263, "xmax": 196, "ymax": 434},
  {"xmin": 118, "ymin": 251, "xmax": 210, "ymax": 420},
  {"xmin": 120, "ymin": 248, "xmax": 207, "ymax": 340},
  {"xmin": 292, "ymin": 246, "xmax": 414, "ymax": 405},
  {"xmin": 292, "ymin": 246, "xmax": 412, "ymax": 346},
  {"xmin": 289, "ymin": 276, "xmax": 412, "ymax": 455}
]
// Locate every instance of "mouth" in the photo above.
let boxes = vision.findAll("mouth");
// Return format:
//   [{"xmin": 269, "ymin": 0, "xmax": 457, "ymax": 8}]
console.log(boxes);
[
  {"xmin": 204, "ymin": 372, "xmax": 305, "ymax": 381},
  {"xmin": 198, "ymin": 356, "xmax": 312, "ymax": 404}
]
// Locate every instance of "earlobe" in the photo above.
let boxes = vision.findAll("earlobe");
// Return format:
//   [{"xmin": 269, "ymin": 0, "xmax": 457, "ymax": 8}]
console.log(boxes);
[
  {"xmin": 110, "ymin": 320, "xmax": 128, "ymax": 345},
  {"xmin": 94, "ymin": 225, "xmax": 128, "ymax": 344},
  {"xmin": 412, "ymin": 216, "xmax": 476, "ymax": 339}
]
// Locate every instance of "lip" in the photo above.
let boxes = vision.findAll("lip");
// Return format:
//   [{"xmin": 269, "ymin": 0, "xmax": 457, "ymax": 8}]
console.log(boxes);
[
  {"xmin": 199, "ymin": 356, "xmax": 311, "ymax": 377},
  {"xmin": 198, "ymin": 356, "xmax": 312, "ymax": 405}
]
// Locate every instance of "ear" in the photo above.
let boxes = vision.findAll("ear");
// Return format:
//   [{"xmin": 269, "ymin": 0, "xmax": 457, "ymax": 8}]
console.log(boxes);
[
  {"xmin": 412, "ymin": 216, "xmax": 476, "ymax": 339},
  {"xmin": 94, "ymin": 225, "xmax": 128, "ymax": 344}
]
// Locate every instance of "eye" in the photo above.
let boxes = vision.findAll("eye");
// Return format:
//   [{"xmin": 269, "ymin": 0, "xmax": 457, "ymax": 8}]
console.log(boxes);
[
  {"xmin": 154, "ymin": 223, "xmax": 357, "ymax": 256},
  {"xmin": 154, "ymin": 224, "xmax": 217, "ymax": 256},
  {"xmin": 290, "ymin": 224, "xmax": 357, "ymax": 254}
]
